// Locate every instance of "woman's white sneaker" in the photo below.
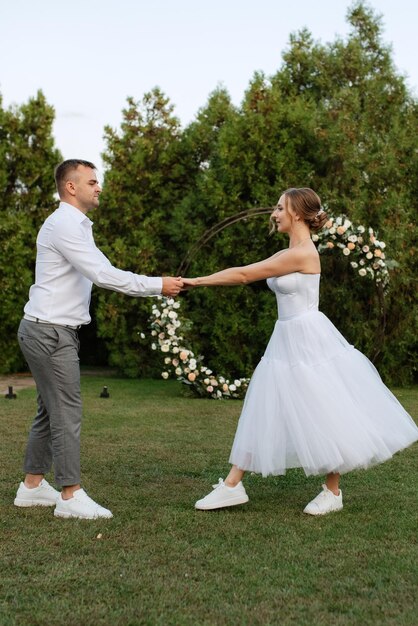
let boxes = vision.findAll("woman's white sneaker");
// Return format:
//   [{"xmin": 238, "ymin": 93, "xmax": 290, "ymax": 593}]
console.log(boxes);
[
  {"xmin": 14, "ymin": 479, "xmax": 60, "ymax": 507},
  {"xmin": 303, "ymin": 484, "xmax": 343, "ymax": 516},
  {"xmin": 54, "ymin": 488, "xmax": 113, "ymax": 519},
  {"xmin": 195, "ymin": 478, "xmax": 249, "ymax": 510}
]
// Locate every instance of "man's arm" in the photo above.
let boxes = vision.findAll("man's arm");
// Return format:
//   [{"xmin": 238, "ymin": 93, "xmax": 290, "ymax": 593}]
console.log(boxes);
[{"xmin": 51, "ymin": 220, "xmax": 182, "ymax": 297}]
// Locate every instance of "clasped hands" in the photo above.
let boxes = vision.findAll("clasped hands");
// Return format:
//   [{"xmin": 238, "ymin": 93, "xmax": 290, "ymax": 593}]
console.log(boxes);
[{"xmin": 161, "ymin": 276, "xmax": 197, "ymax": 297}]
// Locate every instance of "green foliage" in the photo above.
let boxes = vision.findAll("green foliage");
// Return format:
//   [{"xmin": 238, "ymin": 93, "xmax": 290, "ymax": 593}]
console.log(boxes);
[
  {"xmin": 94, "ymin": 2, "xmax": 417, "ymax": 384},
  {"xmin": 0, "ymin": 91, "xmax": 61, "ymax": 373}
]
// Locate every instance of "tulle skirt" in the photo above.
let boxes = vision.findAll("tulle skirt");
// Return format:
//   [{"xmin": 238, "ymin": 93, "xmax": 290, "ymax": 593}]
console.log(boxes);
[{"xmin": 229, "ymin": 310, "xmax": 418, "ymax": 477}]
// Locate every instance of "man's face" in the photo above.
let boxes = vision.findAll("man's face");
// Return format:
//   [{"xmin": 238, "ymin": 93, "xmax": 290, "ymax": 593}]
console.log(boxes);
[{"xmin": 68, "ymin": 166, "xmax": 101, "ymax": 213}]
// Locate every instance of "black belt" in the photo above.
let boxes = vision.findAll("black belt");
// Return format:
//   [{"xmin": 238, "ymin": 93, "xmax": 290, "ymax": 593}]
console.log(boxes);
[{"xmin": 23, "ymin": 314, "xmax": 81, "ymax": 330}]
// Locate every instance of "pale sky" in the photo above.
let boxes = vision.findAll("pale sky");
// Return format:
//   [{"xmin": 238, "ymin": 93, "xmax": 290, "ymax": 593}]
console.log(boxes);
[{"xmin": 1, "ymin": 0, "xmax": 417, "ymax": 175}]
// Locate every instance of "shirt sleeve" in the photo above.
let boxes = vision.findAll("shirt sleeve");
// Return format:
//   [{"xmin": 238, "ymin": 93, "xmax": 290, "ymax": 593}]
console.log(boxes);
[{"xmin": 50, "ymin": 217, "xmax": 163, "ymax": 297}]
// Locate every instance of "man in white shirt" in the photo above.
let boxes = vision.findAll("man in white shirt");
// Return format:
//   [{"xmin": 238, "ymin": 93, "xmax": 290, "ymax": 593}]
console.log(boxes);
[{"xmin": 14, "ymin": 159, "xmax": 183, "ymax": 519}]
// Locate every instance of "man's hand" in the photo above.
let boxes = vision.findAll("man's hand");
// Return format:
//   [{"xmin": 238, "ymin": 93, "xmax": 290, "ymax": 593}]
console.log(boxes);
[{"xmin": 161, "ymin": 276, "xmax": 183, "ymax": 297}]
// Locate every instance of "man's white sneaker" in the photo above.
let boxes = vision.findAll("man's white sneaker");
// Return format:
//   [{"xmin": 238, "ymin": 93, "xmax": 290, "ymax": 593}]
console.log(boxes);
[
  {"xmin": 195, "ymin": 478, "xmax": 249, "ymax": 511},
  {"xmin": 14, "ymin": 479, "xmax": 60, "ymax": 507},
  {"xmin": 303, "ymin": 484, "xmax": 343, "ymax": 516},
  {"xmin": 54, "ymin": 489, "xmax": 113, "ymax": 520}
]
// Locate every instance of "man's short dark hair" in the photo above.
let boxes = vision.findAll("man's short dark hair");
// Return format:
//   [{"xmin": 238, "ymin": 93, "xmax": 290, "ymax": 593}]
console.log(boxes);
[{"xmin": 54, "ymin": 159, "xmax": 96, "ymax": 196}]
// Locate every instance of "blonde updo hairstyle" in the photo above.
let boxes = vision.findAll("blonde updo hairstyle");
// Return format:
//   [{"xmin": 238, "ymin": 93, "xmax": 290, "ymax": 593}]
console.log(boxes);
[{"xmin": 281, "ymin": 187, "xmax": 328, "ymax": 232}]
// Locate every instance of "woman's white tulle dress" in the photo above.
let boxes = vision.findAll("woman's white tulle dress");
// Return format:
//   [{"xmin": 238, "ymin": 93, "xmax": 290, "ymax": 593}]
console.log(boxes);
[{"xmin": 229, "ymin": 272, "xmax": 418, "ymax": 477}]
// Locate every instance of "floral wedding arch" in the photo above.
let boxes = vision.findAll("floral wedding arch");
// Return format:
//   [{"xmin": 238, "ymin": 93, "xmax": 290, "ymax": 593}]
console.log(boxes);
[{"xmin": 141, "ymin": 213, "xmax": 390, "ymax": 399}]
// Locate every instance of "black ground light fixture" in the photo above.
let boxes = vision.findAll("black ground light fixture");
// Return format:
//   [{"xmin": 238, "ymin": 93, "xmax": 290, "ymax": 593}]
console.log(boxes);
[
  {"xmin": 5, "ymin": 386, "xmax": 17, "ymax": 399},
  {"xmin": 100, "ymin": 386, "xmax": 110, "ymax": 398}
]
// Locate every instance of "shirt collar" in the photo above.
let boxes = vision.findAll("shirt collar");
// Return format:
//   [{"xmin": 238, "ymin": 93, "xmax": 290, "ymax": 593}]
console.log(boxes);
[{"xmin": 59, "ymin": 201, "xmax": 93, "ymax": 226}]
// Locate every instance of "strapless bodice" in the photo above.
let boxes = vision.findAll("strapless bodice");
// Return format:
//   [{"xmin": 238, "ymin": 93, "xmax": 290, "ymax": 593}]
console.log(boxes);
[{"xmin": 267, "ymin": 272, "xmax": 320, "ymax": 320}]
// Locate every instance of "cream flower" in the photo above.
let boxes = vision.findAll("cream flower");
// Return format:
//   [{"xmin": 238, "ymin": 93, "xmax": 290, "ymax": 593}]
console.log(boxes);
[
  {"xmin": 161, "ymin": 344, "xmax": 170, "ymax": 352},
  {"xmin": 359, "ymin": 268, "xmax": 367, "ymax": 277},
  {"xmin": 343, "ymin": 247, "xmax": 350, "ymax": 255},
  {"xmin": 161, "ymin": 372, "xmax": 169, "ymax": 379}
]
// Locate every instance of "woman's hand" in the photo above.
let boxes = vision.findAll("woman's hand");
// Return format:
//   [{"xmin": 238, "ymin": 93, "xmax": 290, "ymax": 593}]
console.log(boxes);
[{"xmin": 181, "ymin": 277, "xmax": 198, "ymax": 290}]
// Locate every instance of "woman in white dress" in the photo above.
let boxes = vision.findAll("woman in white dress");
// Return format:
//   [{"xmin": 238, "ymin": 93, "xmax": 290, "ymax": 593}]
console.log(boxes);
[{"xmin": 183, "ymin": 188, "xmax": 418, "ymax": 515}]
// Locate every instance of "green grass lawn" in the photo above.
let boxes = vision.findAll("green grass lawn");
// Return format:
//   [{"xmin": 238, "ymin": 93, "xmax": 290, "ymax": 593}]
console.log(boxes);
[{"xmin": 0, "ymin": 378, "xmax": 417, "ymax": 626}]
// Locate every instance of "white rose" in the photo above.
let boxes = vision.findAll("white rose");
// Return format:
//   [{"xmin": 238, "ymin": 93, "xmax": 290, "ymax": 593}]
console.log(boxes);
[
  {"xmin": 164, "ymin": 357, "xmax": 171, "ymax": 364},
  {"xmin": 217, "ymin": 390, "xmax": 222, "ymax": 398},
  {"xmin": 151, "ymin": 343, "xmax": 157, "ymax": 350},
  {"xmin": 167, "ymin": 298, "xmax": 174, "ymax": 306},
  {"xmin": 229, "ymin": 384, "xmax": 237, "ymax": 391},
  {"xmin": 173, "ymin": 302, "xmax": 181, "ymax": 309},
  {"xmin": 154, "ymin": 310, "xmax": 161, "ymax": 318},
  {"xmin": 362, "ymin": 245, "xmax": 369, "ymax": 253},
  {"xmin": 161, "ymin": 372, "xmax": 169, "ymax": 379},
  {"xmin": 172, "ymin": 347, "xmax": 179, "ymax": 354},
  {"xmin": 329, "ymin": 227, "xmax": 336, "ymax": 234},
  {"xmin": 359, "ymin": 268, "xmax": 367, "ymax": 277},
  {"xmin": 343, "ymin": 247, "xmax": 350, "ymax": 256},
  {"xmin": 234, "ymin": 380, "xmax": 241, "ymax": 387},
  {"xmin": 357, "ymin": 225, "xmax": 365, "ymax": 233},
  {"xmin": 168, "ymin": 311, "xmax": 177, "ymax": 319},
  {"xmin": 161, "ymin": 344, "xmax": 170, "ymax": 352},
  {"xmin": 359, "ymin": 259, "xmax": 365, "ymax": 266},
  {"xmin": 175, "ymin": 367, "xmax": 182, "ymax": 376},
  {"xmin": 204, "ymin": 378, "xmax": 210, "ymax": 385},
  {"xmin": 348, "ymin": 235, "xmax": 357, "ymax": 242},
  {"xmin": 366, "ymin": 252, "xmax": 373, "ymax": 259},
  {"xmin": 350, "ymin": 262, "xmax": 358, "ymax": 268},
  {"xmin": 312, "ymin": 234, "xmax": 319, "ymax": 242},
  {"xmin": 140, "ymin": 332, "xmax": 145, "ymax": 339}
]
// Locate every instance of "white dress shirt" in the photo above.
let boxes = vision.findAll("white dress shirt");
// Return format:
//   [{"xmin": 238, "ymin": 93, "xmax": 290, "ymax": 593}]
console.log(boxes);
[{"xmin": 24, "ymin": 202, "xmax": 162, "ymax": 326}]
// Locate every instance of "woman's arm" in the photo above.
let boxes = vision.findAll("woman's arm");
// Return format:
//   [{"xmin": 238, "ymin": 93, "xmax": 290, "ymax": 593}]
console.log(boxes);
[{"xmin": 184, "ymin": 247, "xmax": 314, "ymax": 287}]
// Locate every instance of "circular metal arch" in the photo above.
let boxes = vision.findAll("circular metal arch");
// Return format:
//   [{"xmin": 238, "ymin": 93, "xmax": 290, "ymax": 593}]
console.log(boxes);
[{"xmin": 176, "ymin": 206, "xmax": 274, "ymax": 275}]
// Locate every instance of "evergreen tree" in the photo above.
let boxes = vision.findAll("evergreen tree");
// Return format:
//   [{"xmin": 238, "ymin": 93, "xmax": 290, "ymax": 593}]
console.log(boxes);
[
  {"xmin": 95, "ymin": 88, "xmax": 195, "ymax": 375},
  {"xmin": 0, "ymin": 91, "xmax": 61, "ymax": 373}
]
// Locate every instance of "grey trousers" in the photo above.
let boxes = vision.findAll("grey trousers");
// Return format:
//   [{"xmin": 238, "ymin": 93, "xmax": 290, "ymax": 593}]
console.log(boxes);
[{"xmin": 17, "ymin": 319, "xmax": 82, "ymax": 487}]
